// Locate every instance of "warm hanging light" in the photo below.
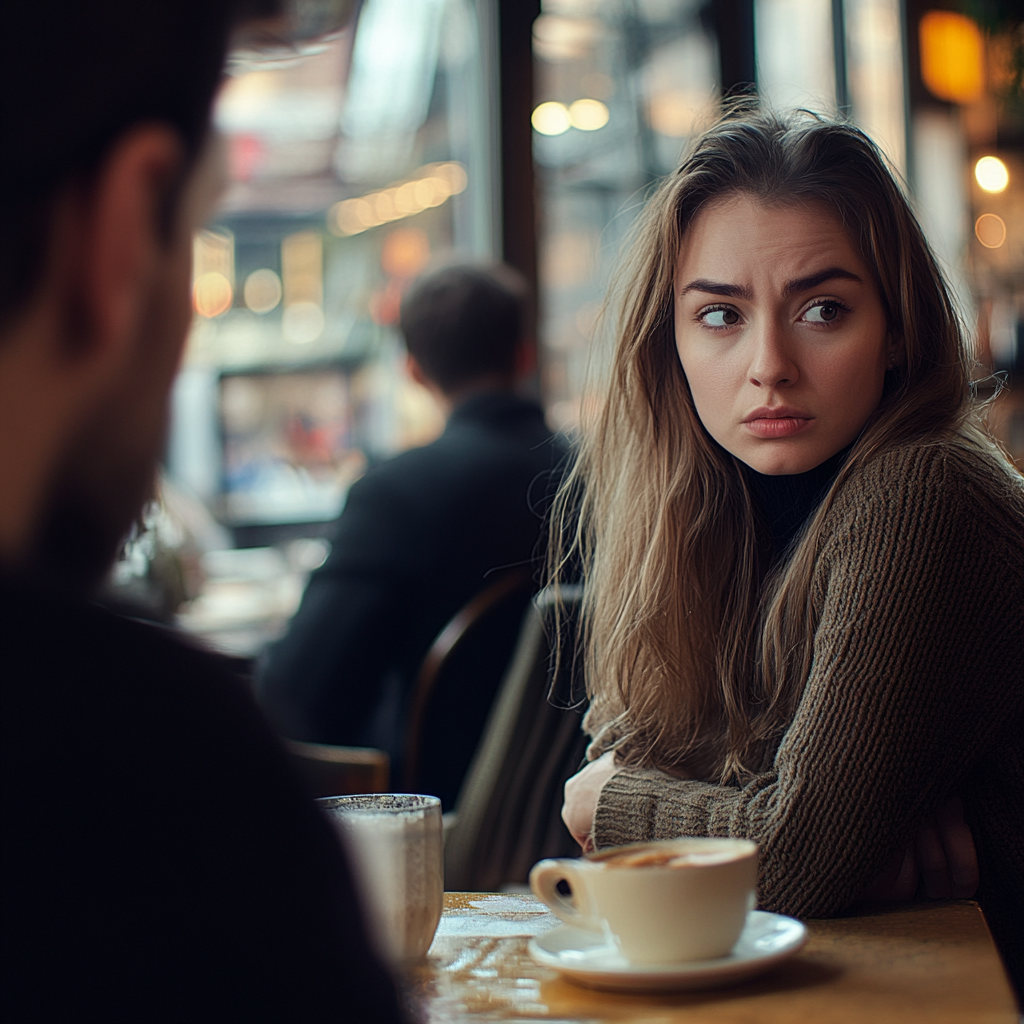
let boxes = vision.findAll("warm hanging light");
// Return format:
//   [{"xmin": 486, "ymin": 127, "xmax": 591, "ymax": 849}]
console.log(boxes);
[
  {"xmin": 531, "ymin": 101, "xmax": 572, "ymax": 136},
  {"xmin": 193, "ymin": 272, "xmax": 233, "ymax": 318},
  {"xmin": 327, "ymin": 162, "xmax": 468, "ymax": 237},
  {"xmin": 975, "ymin": 156, "xmax": 1009, "ymax": 194},
  {"xmin": 569, "ymin": 99, "xmax": 609, "ymax": 131},
  {"xmin": 919, "ymin": 11, "xmax": 985, "ymax": 104}
]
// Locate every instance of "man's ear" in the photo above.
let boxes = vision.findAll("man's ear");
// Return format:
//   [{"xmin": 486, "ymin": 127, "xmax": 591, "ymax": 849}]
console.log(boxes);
[{"xmin": 77, "ymin": 125, "xmax": 184, "ymax": 363}]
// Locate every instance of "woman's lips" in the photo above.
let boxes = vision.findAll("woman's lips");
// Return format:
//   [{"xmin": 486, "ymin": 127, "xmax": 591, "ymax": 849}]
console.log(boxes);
[{"xmin": 742, "ymin": 410, "xmax": 814, "ymax": 438}]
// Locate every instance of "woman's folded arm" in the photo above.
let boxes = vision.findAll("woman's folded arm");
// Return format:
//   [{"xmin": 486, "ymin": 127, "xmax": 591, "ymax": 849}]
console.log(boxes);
[{"xmin": 592, "ymin": 446, "xmax": 1024, "ymax": 917}]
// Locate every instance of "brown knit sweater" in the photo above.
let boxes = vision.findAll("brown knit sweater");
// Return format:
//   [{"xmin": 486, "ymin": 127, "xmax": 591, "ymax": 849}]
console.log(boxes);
[{"xmin": 590, "ymin": 442, "xmax": 1024, "ymax": 992}]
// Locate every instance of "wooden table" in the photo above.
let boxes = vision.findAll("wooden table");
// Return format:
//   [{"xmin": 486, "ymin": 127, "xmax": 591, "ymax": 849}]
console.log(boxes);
[{"xmin": 404, "ymin": 893, "xmax": 1018, "ymax": 1022}]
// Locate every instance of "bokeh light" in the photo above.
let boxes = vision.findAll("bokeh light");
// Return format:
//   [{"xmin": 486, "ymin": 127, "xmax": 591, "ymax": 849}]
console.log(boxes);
[
  {"xmin": 919, "ymin": 11, "xmax": 985, "ymax": 104},
  {"xmin": 243, "ymin": 269, "xmax": 282, "ymax": 314},
  {"xmin": 975, "ymin": 214, "xmax": 1007, "ymax": 249},
  {"xmin": 282, "ymin": 301, "xmax": 325, "ymax": 343},
  {"xmin": 532, "ymin": 101, "xmax": 572, "ymax": 136},
  {"xmin": 975, "ymin": 156, "xmax": 1009, "ymax": 194},
  {"xmin": 569, "ymin": 98, "xmax": 609, "ymax": 131},
  {"xmin": 193, "ymin": 272, "xmax": 233, "ymax": 318},
  {"xmin": 381, "ymin": 228, "xmax": 431, "ymax": 278},
  {"xmin": 327, "ymin": 162, "xmax": 468, "ymax": 237}
]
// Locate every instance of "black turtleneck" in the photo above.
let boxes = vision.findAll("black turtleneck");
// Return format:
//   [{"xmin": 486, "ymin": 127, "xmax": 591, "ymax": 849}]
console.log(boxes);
[{"xmin": 740, "ymin": 447, "xmax": 851, "ymax": 558}]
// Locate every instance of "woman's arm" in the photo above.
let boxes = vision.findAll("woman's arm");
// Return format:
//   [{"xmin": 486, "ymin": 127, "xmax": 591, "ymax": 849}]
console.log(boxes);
[{"xmin": 591, "ymin": 446, "xmax": 1024, "ymax": 917}]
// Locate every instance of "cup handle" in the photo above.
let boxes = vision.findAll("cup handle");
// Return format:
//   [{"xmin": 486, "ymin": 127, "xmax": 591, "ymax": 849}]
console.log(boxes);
[{"xmin": 529, "ymin": 859, "xmax": 598, "ymax": 929}]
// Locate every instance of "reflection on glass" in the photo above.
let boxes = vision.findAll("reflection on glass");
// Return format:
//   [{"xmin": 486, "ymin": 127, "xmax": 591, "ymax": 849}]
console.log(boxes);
[
  {"xmin": 755, "ymin": 0, "xmax": 837, "ymax": 111},
  {"xmin": 534, "ymin": 0, "xmax": 718, "ymax": 430},
  {"xmin": 845, "ymin": 0, "xmax": 906, "ymax": 174},
  {"xmin": 171, "ymin": 0, "xmax": 491, "ymax": 532}
]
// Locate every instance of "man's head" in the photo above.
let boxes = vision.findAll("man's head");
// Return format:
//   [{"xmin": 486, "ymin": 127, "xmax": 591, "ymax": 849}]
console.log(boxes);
[
  {"xmin": 0, "ymin": 1, "xmax": 272, "ymax": 589},
  {"xmin": 399, "ymin": 263, "xmax": 532, "ymax": 401}
]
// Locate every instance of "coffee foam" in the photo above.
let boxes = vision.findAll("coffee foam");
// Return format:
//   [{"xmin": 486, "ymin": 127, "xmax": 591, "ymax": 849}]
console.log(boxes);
[{"xmin": 591, "ymin": 839, "xmax": 754, "ymax": 870}]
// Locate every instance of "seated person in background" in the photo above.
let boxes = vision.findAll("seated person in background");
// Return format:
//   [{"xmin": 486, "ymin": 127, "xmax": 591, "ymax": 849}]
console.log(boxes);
[
  {"xmin": 259, "ymin": 263, "xmax": 564, "ymax": 807},
  {"xmin": 0, "ymin": 3, "xmax": 402, "ymax": 1020},
  {"xmin": 556, "ymin": 108, "xmax": 1023, "ymax": 995}
]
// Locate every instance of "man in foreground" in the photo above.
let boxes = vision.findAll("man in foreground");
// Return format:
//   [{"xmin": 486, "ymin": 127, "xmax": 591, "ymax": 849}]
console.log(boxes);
[
  {"xmin": 259, "ymin": 264, "xmax": 563, "ymax": 808},
  {"xmin": 0, "ymin": 3, "xmax": 402, "ymax": 1020}
]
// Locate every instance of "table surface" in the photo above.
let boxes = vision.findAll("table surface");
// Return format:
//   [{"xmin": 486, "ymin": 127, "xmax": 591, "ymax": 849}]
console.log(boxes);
[{"xmin": 404, "ymin": 893, "xmax": 1019, "ymax": 1023}]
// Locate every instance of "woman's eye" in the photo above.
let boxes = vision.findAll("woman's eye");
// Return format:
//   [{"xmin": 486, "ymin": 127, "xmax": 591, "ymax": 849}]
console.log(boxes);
[
  {"xmin": 700, "ymin": 307, "xmax": 740, "ymax": 328},
  {"xmin": 803, "ymin": 301, "xmax": 842, "ymax": 324}
]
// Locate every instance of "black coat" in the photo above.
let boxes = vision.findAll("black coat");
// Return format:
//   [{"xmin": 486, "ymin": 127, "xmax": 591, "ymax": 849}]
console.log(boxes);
[
  {"xmin": 258, "ymin": 391, "xmax": 564, "ymax": 807},
  {"xmin": 0, "ymin": 572, "xmax": 402, "ymax": 1023}
]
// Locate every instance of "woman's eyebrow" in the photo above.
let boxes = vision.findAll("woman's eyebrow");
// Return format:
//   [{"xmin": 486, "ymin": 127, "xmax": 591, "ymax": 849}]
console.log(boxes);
[
  {"xmin": 783, "ymin": 267, "xmax": 862, "ymax": 295},
  {"xmin": 680, "ymin": 267, "xmax": 863, "ymax": 301},
  {"xmin": 679, "ymin": 279, "xmax": 753, "ymax": 300}
]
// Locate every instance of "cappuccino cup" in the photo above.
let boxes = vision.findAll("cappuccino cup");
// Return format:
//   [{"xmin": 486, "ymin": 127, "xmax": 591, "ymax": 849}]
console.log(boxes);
[
  {"xmin": 319, "ymin": 794, "xmax": 443, "ymax": 964},
  {"xmin": 530, "ymin": 837, "xmax": 757, "ymax": 964}
]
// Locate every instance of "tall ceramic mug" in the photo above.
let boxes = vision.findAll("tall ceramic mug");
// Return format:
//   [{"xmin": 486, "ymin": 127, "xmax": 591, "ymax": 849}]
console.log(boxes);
[
  {"xmin": 530, "ymin": 837, "xmax": 758, "ymax": 963},
  {"xmin": 319, "ymin": 794, "xmax": 443, "ymax": 964}
]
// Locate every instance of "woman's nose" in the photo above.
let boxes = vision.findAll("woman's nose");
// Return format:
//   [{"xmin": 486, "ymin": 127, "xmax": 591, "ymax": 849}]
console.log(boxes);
[{"xmin": 747, "ymin": 325, "xmax": 799, "ymax": 388}]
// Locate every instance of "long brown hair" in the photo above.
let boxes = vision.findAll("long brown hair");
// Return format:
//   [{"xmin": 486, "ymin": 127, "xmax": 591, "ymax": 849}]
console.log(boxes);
[{"xmin": 551, "ymin": 106, "xmax": 1008, "ymax": 784}]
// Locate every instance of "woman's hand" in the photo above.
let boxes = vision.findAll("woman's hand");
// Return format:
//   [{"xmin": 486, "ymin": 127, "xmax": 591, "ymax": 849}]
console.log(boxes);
[
  {"xmin": 860, "ymin": 795, "xmax": 979, "ymax": 901},
  {"xmin": 562, "ymin": 751, "xmax": 620, "ymax": 852}
]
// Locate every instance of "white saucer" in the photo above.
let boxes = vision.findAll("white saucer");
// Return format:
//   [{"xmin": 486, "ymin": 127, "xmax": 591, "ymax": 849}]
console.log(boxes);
[{"xmin": 527, "ymin": 910, "xmax": 806, "ymax": 992}]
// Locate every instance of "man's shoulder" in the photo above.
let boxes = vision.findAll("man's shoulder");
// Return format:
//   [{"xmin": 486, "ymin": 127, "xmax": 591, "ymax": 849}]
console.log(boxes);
[
  {"xmin": 0, "ymin": 575, "xmax": 404, "ymax": 1023},
  {"xmin": 0, "ymin": 576, "xmax": 272, "ymax": 764}
]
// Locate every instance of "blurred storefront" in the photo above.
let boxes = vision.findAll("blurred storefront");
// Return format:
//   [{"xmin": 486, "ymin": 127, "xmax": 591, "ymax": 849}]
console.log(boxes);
[
  {"xmin": 534, "ymin": 0, "xmax": 1024, "ymax": 457},
  {"xmin": 148, "ymin": 0, "xmax": 1021, "ymax": 652},
  {"xmin": 168, "ymin": 0, "xmax": 499, "ymax": 548}
]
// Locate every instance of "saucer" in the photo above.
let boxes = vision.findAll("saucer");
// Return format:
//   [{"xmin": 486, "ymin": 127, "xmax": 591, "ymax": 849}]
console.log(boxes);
[{"xmin": 527, "ymin": 910, "xmax": 806, "ymax": 992}]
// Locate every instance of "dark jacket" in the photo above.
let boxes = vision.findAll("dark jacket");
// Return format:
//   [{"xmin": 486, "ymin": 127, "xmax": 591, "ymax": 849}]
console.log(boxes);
[
  {"xmin": 0, "ymin": 571, "xmax": 402, "ymax": 1023},
  {"xmin": 258, "ymin": 390, "xmax": 564, "ymax": 807}
]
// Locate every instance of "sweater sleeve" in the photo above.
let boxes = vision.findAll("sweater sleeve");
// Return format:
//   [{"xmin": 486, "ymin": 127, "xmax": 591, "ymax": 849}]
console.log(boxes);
[{"xmin": 592, "ymin": 445, "xmax": 1024, "ymax": 918}]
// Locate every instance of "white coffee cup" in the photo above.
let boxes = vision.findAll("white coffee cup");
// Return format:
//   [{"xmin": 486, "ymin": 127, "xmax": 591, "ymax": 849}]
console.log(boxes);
[
  {"xmin": 319, "ymin": 794, "xmax": 443, "ymax": 964},
  {"xmin": 530, "ymin": 837, "xmax": 758, "ymax": 964}
]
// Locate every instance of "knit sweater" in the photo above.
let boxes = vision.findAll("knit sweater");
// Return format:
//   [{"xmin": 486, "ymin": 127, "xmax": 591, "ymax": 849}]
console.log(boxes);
[{"xmin": 590, "ymin": 441, "xmax": 1024, "ymax": 992}]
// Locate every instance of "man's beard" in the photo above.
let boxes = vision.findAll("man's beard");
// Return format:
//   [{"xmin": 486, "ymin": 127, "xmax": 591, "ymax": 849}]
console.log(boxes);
[{"xmin": 30, "ymin": 420, "xmax": 162, "ymax": 596}]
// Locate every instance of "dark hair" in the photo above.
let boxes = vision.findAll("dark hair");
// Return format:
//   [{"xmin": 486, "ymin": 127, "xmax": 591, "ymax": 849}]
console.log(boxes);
[
  {"xmin": 0, "ymin": 0, "xmax": 276, "ymax": 326},
  {"xmin": 399, "ymin": 263, "xmax": 528, "ymax": 393}
]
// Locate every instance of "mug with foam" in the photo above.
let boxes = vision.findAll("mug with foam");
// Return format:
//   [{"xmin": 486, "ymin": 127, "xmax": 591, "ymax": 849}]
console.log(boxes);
[
  {"xmin": 530, "ymin": 837, "xmax": 758, "ymax": 963},
  {"xmin": 319, "ymin": 794, "xmax": 443, "ymax": 964}
]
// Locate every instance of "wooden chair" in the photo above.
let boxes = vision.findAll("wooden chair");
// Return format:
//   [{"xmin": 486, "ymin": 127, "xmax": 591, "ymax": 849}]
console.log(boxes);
[
  {"xmin": 444, "ymin": 585, "xmax": 587, "ymax": 891},
  {"xmin": 286, "ymin": 739, "xmax": 389, "ymax": 798},
  {"xmin": 403, "ymin": 567, "xmax": 537, "ymax": 809}
]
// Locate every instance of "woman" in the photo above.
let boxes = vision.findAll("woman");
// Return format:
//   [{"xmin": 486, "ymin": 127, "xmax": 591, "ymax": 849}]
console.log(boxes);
[{"xmin": 554, "ymin": 108, "xmax": 1023, "ymax": 989}]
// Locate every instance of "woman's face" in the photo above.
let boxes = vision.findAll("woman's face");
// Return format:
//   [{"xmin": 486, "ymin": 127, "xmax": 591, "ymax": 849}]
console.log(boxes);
[{"xmin": 674, "ymin": 194, "xmax": 895, "ymax": 475}]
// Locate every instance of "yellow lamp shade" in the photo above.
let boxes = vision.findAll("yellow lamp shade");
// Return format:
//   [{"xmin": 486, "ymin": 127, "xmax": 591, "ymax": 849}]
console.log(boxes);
[{"xmin": 919, "ymin": 11, "xmax": 985, "ymax": 104}]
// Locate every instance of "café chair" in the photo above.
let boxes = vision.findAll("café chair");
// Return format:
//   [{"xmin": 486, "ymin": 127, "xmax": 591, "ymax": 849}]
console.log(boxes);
[
  {"xmin": 287, "ymin": 739, "xmax": 389, "ymax": 798},
  {"xmin": 402, "ymin": 567, "xmax": 537, "ymax": 811},
  {"xmin": 444, "ymin": 585, "xmax": 587, "ymax": 892}
]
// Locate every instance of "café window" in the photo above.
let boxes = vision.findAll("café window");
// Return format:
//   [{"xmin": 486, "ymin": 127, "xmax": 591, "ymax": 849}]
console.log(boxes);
[
  {"xmin": 533, "ymin": 0, "xmax": 720, "ymax": 429},
  {"xmin": 168, "ymin": 0, "xmax": 496, "ymax": 536}
]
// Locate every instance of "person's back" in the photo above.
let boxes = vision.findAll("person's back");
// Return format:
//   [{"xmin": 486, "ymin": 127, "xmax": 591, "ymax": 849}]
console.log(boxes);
[
  {"xmin": 259, "ymin": 265, "xmax": 564, "ymax": 806},
  {"xmin": 0, "ymin": 3, "xmax": 401, "ymax": 1019}
]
